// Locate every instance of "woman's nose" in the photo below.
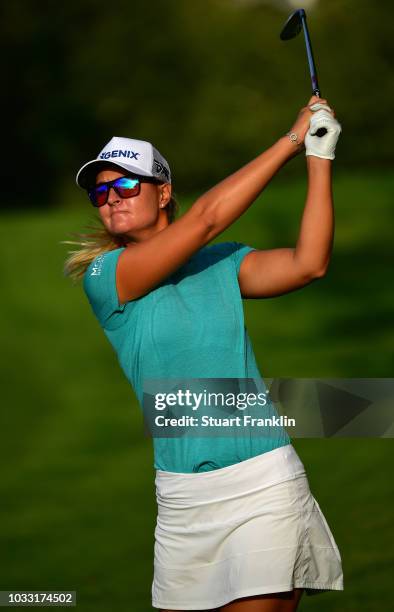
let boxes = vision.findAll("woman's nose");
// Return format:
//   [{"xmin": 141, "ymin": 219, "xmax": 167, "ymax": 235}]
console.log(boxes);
[{"xmin": 107, "ymin": 187, "xmax": 120, "ymax": 205}]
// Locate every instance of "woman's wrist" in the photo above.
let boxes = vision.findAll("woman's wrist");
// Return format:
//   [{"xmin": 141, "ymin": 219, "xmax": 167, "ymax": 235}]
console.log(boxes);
[
  {"xmin": 306, "ymin": 155, "xmax": 332, "ymax": 171},
  {"xmin": 280, "ymin": 132, "xmax": 304, "ymax": 158}
]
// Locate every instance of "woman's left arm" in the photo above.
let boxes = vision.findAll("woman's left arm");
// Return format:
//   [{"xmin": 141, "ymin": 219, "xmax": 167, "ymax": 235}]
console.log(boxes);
[{"xmin": 238, "ymin": 156, "xmax": 334, "ymax": 298}]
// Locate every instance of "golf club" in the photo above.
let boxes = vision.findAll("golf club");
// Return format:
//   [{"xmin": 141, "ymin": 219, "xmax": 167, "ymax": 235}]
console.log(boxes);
[
  {"xmin": 280, "ymin": 8, "xmax": 327, "ymax": 137},
  {"xmin": 280, "ymin": 8, "xmax": 320, "ymax": 96}
]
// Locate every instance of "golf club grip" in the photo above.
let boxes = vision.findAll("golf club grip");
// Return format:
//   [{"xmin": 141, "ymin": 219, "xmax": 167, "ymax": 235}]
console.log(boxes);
[{"xmin": 312, "ymin": 90, "xmax": 327, "ymax": 137}]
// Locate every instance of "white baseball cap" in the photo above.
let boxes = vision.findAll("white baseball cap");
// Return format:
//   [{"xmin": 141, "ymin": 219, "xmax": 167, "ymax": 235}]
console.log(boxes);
[{"xmin": 76, "ymin": 136, "xmax": 171, "ymax": 188}]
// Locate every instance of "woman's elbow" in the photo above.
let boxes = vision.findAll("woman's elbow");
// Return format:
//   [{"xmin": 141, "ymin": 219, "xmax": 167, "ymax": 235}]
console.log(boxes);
[{"xmin": 310, "ymin": 262, "xmax": 330, "ymax": 279}]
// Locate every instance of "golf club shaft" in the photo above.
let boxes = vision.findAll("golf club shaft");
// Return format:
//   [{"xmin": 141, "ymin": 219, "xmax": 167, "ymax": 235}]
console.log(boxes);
[{"xmin": 300, "ymin": 10, "xmax": 320, "ymax": 96}]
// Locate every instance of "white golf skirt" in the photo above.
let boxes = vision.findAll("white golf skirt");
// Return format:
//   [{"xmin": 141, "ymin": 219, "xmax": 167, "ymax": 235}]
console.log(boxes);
[{"xmin": 152, "ymin": 443, "xmax": 344, "ymax": 610}]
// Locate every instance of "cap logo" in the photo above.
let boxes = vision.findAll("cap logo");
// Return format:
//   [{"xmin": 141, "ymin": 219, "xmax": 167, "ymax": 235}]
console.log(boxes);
[
  {"xmin": 99, "ymin": 149, "xmax": 140, "ymax": 160},
  {"xmin": 154, "ymin": 159, "xmax": 170, "ymax": 181}
]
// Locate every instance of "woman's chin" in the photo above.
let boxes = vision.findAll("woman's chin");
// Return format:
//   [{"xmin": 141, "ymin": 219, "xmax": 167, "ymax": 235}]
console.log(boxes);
[{"xmin": 110, "ymin": 218, "xmax": 135, "ymax": 233}]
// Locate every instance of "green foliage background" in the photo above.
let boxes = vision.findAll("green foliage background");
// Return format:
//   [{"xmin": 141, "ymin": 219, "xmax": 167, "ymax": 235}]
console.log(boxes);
[{"xmin": 2, "ymin": 0, "xmax": 394, "ymax": 205}]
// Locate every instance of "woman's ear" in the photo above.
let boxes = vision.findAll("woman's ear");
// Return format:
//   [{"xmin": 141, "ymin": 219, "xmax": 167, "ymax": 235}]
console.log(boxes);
[{"xmin": 159, "ymin": 183, "xmax": 172, "ymax": 208}]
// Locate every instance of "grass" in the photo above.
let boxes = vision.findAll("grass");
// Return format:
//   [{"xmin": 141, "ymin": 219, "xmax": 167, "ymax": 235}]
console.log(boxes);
[{"xmin": 0, "ymin": 168, "xmax": 393, "ymax": 610}]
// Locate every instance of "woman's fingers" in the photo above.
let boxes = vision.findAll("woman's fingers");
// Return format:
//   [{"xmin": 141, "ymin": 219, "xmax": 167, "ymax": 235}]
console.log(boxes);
[
  {"xmin": 310, "ymin": 102, "xmax": 332, "ymax": 111},
  {"xmin": 308, "ymin": 94, "xmax": 326, "ymax": 105},
  {"xmin": 309, "ymin": 102, "xmax": 335, "ymax": 117},
  {"xmin": 306, "ymin": 95, "xmax": 336, "ymax": 113},
  {"xmin": 307, "ymin": 96, "xmax": 335, "ymax": 114}
]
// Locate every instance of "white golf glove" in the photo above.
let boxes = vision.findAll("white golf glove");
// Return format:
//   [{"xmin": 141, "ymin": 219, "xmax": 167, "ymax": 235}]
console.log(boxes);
[{"xmin": 305, "ymin": 102, "xmax": 342, "ymax": 160}]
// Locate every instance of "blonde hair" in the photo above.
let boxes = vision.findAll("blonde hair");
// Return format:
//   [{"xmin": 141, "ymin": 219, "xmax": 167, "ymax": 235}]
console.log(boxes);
[{"xmin": 62, "ymin": 194, "xmax": 179, "ymax": 282}]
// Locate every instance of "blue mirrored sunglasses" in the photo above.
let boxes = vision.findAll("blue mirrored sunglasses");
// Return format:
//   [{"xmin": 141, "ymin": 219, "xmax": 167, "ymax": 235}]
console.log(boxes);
[{"xmin": 88, "ymin": 176, "xmax": 160, "ymax": 207}]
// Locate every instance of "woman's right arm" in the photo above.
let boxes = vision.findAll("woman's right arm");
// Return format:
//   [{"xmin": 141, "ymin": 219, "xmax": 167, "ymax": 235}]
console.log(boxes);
[{"xmin": 117, "ymin": 95, "xmax": 324, "ymax": 303}]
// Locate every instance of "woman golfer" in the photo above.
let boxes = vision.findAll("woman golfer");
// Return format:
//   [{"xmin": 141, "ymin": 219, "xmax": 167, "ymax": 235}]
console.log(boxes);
[{"xmin": 65, "ymin": 94, "xmax": 343, "ymax": 611}]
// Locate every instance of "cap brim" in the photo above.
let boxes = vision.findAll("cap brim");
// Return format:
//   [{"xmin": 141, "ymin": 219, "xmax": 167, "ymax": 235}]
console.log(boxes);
[{"xmin": 76, "ymin": 159, "xmax": 153, "ymax": 189}]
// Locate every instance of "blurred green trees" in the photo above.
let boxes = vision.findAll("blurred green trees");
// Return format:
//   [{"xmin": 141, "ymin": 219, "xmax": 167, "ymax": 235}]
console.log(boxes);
[{"xmin": 2, "ymin": 0, "xmax": 393, "ymax": 207}]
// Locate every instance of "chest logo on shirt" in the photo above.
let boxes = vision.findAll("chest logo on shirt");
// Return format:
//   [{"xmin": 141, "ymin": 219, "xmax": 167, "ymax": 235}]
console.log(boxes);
[{"xmin": 90, "ymin": 253, "xmax": 105, "ymax": 276}]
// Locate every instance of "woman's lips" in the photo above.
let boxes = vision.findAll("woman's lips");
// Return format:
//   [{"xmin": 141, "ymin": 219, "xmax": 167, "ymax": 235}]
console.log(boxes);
[{"xmin": 112, "ymin": 210, "xmax": 129, "ymax": 216}]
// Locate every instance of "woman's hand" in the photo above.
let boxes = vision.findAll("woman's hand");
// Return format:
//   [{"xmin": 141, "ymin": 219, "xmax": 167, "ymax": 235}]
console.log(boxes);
[
  {"xmin": 305, "ymin": 104, "xmax": 342, "ymax": 160},
  {"xmin": 288, "ymin": 95, "xmax": 336, "ymax": 154}
]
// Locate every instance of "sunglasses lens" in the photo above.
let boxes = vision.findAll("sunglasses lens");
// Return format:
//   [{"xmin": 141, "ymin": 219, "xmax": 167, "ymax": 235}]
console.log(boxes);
[
  {"xmin": 89, "ymin": 184, "xmax": 108, "ymax": 207},
  {"xmin": 114, "ymin": 177, "xmax": 140, "ymax": 198}
]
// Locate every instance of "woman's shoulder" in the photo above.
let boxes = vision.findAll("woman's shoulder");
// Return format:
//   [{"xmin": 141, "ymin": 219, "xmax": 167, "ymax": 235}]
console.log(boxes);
[
  {"xmin": 83, "ymin": 246, "xmax": 128, "ymax": 329},
  {"xmin": 84, "ymin": 246, "xmax": 126, "ymax": 279}
]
